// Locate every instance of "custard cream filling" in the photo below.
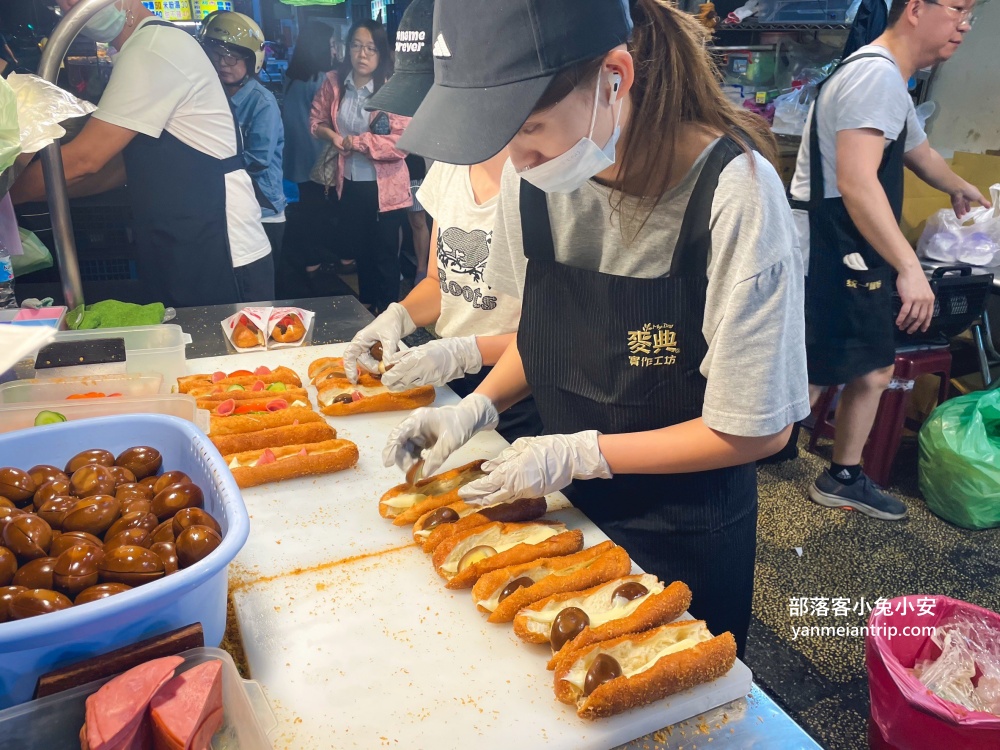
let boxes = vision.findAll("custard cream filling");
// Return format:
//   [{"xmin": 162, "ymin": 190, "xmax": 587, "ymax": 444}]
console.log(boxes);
[
  {"xmin": 477, "ymin": 556, "xmax": 609, "ymax": 612},
  {"xmin": 521, "ymin": 574, "xmax": 664, "ymax": 635},
  {"xmin": 441, "ymin": 524, "xmax": 564, "ymax": 575},
  {"xmin": 382, "ymin": 471, "xmax": 484, "ymax": 512},
  {"xmin": 563, "ymin": 621, "xmax": 713, "ymax": 692}
]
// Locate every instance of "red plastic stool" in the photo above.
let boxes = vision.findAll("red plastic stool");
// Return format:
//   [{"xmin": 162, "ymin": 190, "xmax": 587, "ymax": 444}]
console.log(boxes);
[{"xmin": 807, "ymin": 348, "xmax": 952, "ymax": 486}]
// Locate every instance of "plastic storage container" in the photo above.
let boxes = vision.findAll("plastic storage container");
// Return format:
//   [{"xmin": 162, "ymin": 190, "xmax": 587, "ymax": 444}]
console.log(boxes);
[
  {"xmin": 49, "ymin": 325, "xmax": 192, "ymax": 392},
  {"xmin": 0, "ymin": 373, "xmax": 163, "ymax": 403},
  {"xmin": 0, "ymin": 394, "xmax": 209, "ymax": 433},
  {"xmin": 762, "ymin": 0, "xmax": 852, "ymax": 23},
  {"xmin": 0, "ymin": 415, "xmax": 249, "ymax": 708},
  {"xmin": 0, "ymin": 647, "xmax": 275, "ymax": 750}
]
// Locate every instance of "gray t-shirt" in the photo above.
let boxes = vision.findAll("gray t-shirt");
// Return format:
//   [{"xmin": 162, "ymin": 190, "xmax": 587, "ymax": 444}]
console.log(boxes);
[
  {"xmin": 485, "ymin": 142, "xmax": 810, "ymax": 438},
  {"xmin": 790, "ymin": 45, "xmax": 927, "ymax": 203}
]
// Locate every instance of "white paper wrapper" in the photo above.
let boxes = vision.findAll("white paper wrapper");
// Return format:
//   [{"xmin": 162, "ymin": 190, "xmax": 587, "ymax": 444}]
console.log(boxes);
[
  {"xmin": 221, "ymin": 307, "xmax": 314, "ymax": 351},
  {"xmin": 221, "ymin": 307, "xmax": 269, "ymax": 351},
  {"xmin": 266, "ymin": 307, "xmax": 314, "ymax": 349}
]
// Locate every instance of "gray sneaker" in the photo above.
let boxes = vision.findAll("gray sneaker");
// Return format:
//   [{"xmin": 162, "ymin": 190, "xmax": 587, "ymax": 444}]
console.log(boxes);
[{"xmin": 808, "ymin": 471, "xmax": 908, "ymax": 520}]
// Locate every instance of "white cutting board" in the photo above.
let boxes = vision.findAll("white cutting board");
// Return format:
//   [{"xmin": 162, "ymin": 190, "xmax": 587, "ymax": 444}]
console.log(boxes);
[{"xmin": 188, "ymin": 344, "xmax": 752, "ymax": 749}]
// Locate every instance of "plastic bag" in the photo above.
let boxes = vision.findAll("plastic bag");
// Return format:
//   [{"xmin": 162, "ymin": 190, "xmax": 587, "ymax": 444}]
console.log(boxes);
[
  {"xmin": 913, "ymin": 615, "xmax": 1000, "ymax": 715},
  {"xmin": 0, "ymin": 76, "xmax": 20, "ymax": 173},
  {"xmin": 918, "ymin": 389, "xmax": 1000, "ymax": 529},
  {"xmin": 11, "ymin": 228, "xmax": 53, "ymax": 277},
  {"xmin": 772, "ymin": 86, "xmax": 815, "ymax": 136},
  {"xmin": 917, "ymin": 185, "xmax": 1000, "ymax": 267},
  {"xmin": 868, "ymin": 596, "xmax": 1000, "ymax": 750},
  {"xmin": 5, "ymin": 73, "xmax": 97, "ymax": 154}
]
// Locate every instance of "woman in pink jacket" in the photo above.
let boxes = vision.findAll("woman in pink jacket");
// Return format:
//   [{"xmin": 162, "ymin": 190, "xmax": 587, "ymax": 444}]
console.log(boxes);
[{"xmin": 310, "ymin": 18, "xmax": 413, "ymax": 313}]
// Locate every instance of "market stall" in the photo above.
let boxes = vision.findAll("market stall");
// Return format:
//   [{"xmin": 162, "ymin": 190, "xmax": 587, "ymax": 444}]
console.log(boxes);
[{"xmin": 0, "ymin": 296, "xmax": 821, "ymax": 749}]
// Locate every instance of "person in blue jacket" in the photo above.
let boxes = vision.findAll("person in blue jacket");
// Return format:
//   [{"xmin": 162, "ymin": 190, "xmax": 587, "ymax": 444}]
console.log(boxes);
[{"xmin": 202, "ymin": 12, "xmax": 287, "ymax": 269}]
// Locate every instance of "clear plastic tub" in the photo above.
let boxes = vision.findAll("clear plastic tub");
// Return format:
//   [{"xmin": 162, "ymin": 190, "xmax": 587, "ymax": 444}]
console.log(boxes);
[
  {"xmin": 50, "ymin": 325, "xmax": 192, "ymax": 392},
  {"xmin": 0, "ymin": 647, "xmax": 275, "ymax": 749},
  {"xmin": 0, "ymin": 415, "xmax": 249, "ymax": 708},
  {"xmin": 0, "ymin": 373, "xmax": 163, "ymax": 403},
  {"xmin": 0, "ymin": 394, "xmax": 209, "ymax": 433}
]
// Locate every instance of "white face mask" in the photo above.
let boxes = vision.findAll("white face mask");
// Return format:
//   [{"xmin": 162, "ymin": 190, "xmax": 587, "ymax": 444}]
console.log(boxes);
[
  {"xmin": 80, "ymin": 1, "xmax": 128, "ymax": 43},
  {"xmin": 518, "ymin": 72, "xmax": 623, "ymax": 194}
]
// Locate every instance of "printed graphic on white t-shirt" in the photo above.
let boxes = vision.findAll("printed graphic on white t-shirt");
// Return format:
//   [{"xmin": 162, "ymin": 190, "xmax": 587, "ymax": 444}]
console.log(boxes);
[{"xmin": 417, "ymin": 162, "xmax": 520, "ymax": 339}]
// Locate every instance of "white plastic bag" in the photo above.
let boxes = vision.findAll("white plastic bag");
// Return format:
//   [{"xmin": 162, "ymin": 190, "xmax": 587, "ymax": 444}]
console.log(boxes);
[
  {"xmin": 772, "ymin": 86, "xmax": 815, "ymax": 136},
  {"xmin": 0, "ymin": 76, "xmax": 19, "ymax": 173},
  {"xmin": 5, "ymin": 73, "xmax": 97, "ymax": 154},
  {"xmin": 917, "ymin": 184, "xmax": 1000, "ymax": 267}
]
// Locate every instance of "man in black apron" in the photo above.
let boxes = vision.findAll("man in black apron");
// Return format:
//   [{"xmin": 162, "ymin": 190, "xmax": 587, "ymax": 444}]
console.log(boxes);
[
  {"xmin": 13, "ymin": 0, "xmax": 270, "ymax": 307},
  {"xmin": 789, "ymin": 0, "xmax": 984, "ymax": 519}
]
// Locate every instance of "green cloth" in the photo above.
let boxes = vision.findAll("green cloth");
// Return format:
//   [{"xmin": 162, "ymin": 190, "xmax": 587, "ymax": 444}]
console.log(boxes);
[{"xmin": 67, "ymin": 300, "xmax": 165, "ymax": 330}]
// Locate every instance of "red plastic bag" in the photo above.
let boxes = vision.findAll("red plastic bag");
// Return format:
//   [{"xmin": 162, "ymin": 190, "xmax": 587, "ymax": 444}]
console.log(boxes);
[{"xmin": 867, "ymin": 596, "xmax": 1000, "ymax": 750}]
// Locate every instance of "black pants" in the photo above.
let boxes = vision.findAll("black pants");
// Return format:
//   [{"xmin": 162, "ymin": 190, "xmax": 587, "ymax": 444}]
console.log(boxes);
[
  {"xmin": 338, "ymin": 178, "xmax": 405, "ymax": 312},
  {"xmin": 263, "ymin": 221, "xmax": 285, "ymax": 269},
  {"xmin": 449, "ymin": 367, "xmax": 544, "ymax": 444},
  {"xmin": 234, "ymin": 253, "xmax": 276, "ymax": 304},
  {"xmin": 285, "ymin": 181, "xmax": 339, "ymax": 268}
]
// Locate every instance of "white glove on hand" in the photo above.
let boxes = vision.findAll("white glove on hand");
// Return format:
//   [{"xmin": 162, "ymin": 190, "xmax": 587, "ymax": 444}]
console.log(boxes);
[
  {"xmin": 458, "ymin": 431, "xmax": 613, "ymax": 507},
  {"xmin": 342, "ymin": 303, "xmax": 416, "ymax": 383},
  {"xmin": 382, "ymin": 393, "xmax": 499, "ymax": 477},
  {"xmin": 381, "ymin": 336, "xmax": 483, "ymax": 392}
]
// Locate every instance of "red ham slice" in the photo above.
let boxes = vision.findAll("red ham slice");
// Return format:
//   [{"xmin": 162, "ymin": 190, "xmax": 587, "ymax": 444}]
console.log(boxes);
[
  {"xmin": 150, "ymin": 660, "xmax": 223, "ymax": 750},
  {"xmin": 84, "ymin": 656, "xmax": 183, "ymax": 750}
]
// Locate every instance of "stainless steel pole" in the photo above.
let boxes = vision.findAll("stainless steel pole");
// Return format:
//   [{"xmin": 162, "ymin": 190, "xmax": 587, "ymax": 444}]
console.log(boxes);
[{"xmin": 36, "ymin": 0, "xmax": 121, "ymax": 310}]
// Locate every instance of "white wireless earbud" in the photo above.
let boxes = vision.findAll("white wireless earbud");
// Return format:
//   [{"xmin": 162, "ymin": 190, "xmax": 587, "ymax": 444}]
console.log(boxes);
[{"xmin": 611, "ymin": 72, "xmax": 622, "ymax": 94}]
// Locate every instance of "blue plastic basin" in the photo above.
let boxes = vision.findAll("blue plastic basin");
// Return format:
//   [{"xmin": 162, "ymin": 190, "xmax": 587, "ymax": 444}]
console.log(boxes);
[{"xmin": 0, "ymin": 415, "xmax": 249, "ymax": 708}]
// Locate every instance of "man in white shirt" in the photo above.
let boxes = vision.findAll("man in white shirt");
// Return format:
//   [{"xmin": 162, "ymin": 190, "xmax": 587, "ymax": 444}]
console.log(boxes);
[
  {"xmin": 13, "ymin": 0, "xmax": 273, "ymax": 307},
  {"xmin": 790, "ymin": 0, "xmax": 986, "ymax": 519}
]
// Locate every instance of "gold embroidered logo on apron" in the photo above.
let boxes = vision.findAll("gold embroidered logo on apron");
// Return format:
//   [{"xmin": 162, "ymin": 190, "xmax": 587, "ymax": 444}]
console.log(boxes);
[
  {"xmin": 627, "ymin": 324, "xmax": 680, "ymax": 367},
  {"xmin": 846, "ymin": 279, "xmax": 882, "ymax": 291}
]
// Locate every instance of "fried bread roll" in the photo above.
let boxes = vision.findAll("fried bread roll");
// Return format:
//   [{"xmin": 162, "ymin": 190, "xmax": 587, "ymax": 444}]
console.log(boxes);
[
  {"xmin": 211, "ymin": 422, "xmax": 336, "ymax": 456},
  {"xmin": 209, "ymin": 407, "xmax": 324, "ymax": 436},
  {"xmin": 379, "ymin": 460, "xmax": 486, "ymax": 523},
  {"xmin": 308, "ymin": 357, "xmax": 346, "ymax": 381},
  {"xmin": 178, "ymin": 366, "xmax": 302, "ymax": 393},
  {"xmin": 316, "ymin": 378, "xmax": 435, "ymax": 416},
  {"xmin": 509, "ymin": 575, "xmax": 692, "ymax": 667},
  {"xmin": 415, "ymin": 496, "xmax": 548, "ymax": 553},
  {"xmin": 473, "ymin": 542, "xmax": 632, "ymax": 623},
  {"xmin": 191, "ymin": 387, "xmax": 311, "ymax": 403},
  {"xmin": 201, "ymin": 396, "xmax": 312, "ymax": 414},
  {"xmin": 432, "ymin": 521, "xmax": 584, "ymax": 589},
  {"xmin": 553, "ymin": 620, "xmax": 737, "ymax": 719},
  {"xmin": 225, "ymin": 439, "xmax": 359, "ymax": 489}
]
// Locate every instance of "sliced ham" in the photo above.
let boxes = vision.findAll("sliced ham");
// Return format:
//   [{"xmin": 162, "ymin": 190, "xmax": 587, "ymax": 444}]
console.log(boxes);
[
  {"xmin": 84, "ymin": 656, "xmax": 183, "ymax": 750},
  {"xmin": 150, "ymin": 660, "xmax": 223, "ymax": 750}
]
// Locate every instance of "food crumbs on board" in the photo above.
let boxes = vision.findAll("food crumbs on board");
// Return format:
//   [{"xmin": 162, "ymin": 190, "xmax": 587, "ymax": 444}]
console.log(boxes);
[{"xmin": 654, "ymin": 729, "xmax": 669, "ymax": 741}]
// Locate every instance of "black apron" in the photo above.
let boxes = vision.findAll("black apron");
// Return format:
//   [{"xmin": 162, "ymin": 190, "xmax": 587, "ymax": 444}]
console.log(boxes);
[
  {"xmin": 121, "ymin": 19, "xmax": 242, "ymax": 308},
  {"xmin": 517, "ymin": 138, "xmax": 758, "ymax": 656},
  {"xmin": 448, "ymin": 367, "xmax": 543, "ymax": 444},
  {"xmin": 794, "ymin": 52, "xmax": 907, "ymax": 386}
]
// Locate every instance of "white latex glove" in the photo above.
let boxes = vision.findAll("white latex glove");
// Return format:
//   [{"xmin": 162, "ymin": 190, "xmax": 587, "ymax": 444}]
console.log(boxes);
[
  {"xmin": 382, "ymin": 393, "xmax": 499, "ymax": 477},
  {"xmin": 342, "ymin": 303, "xmax": 417, "ymax": 383},
  {"xmin": 381, "ymin": 336, "xmax": 483, "ymax": 391},
  {"xmin": 458, "ymin": 431, "xmax": 613, "ymax": 507}
]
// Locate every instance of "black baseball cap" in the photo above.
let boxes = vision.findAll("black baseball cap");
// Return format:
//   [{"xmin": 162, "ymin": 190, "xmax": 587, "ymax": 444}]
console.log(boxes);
[
  {"xmin": 398, "ymin": 0, "xmax": 632, "ymax": 164},
  {"xmin": 365, "ymin": 0, "xmax": 434, "ymax": 116}
]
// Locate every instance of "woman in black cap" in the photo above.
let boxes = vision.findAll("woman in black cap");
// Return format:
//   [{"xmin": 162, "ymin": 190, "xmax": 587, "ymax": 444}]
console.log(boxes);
[{"xmin": 384, "ymin": 0, "xmax": 809, "ymax": 656}]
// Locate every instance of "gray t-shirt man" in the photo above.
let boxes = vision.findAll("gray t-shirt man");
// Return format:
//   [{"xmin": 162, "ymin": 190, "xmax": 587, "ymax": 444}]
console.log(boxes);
[
  {"xmin": 485, "ymin": 143, "xmax": 811, "ymax": 438},
  {"xmin": 789, "ymin": 45, "xmax": 928, "ymax": 266}
]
